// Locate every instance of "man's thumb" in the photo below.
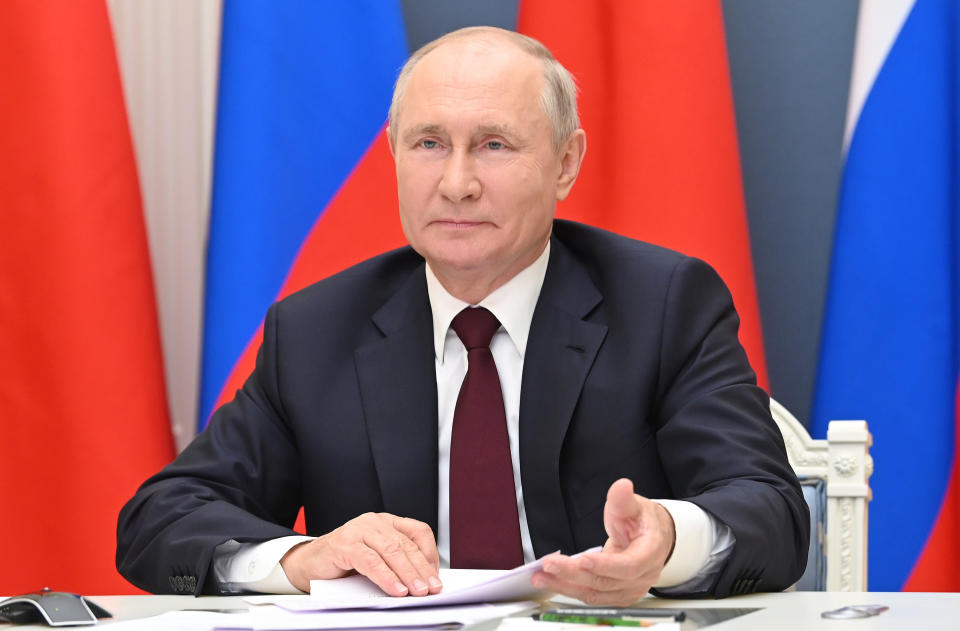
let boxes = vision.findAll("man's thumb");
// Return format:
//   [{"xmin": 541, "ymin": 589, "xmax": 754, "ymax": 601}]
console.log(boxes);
[{"xmin": 604, "ymin": 478, "xmax": 640, "ymax": 546}]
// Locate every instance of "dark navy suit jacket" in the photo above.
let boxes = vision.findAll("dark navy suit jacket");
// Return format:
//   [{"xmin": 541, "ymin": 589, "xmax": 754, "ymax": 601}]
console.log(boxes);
[{"xmin": 117, "ymin": 220, "xmax": 809, "ymax": 598}]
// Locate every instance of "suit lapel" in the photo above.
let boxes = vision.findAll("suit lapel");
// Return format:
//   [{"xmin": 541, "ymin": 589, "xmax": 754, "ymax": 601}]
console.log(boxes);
[
  {"xmin": 354, "ymin": 266, "xmax": 439, "ymax": 534},
  {"xmin": 520, "ymin": 237, "xmax": 607, "ymax": 557}
]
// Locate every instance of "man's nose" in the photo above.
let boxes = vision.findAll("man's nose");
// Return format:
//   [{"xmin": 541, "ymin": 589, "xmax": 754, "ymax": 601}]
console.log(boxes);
[{"xmin": 438, "ymin": 150, "xmax": 481, "ymax": 202}]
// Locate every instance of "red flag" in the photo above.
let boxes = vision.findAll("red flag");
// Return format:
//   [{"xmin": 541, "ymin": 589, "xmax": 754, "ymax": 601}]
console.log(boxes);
[
  {"xmin": 0, "ymin": 0, "xmax": 175, "ymax": 594},
  {"xmin": 519, "ymin": 0, "xmax": 769, "ymax": 388}
]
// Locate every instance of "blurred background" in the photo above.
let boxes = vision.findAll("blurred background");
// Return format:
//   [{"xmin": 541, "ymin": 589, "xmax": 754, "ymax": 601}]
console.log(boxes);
[{"xmin": 1, "ymin": 0, "xmax": 956, "ymax": 598}]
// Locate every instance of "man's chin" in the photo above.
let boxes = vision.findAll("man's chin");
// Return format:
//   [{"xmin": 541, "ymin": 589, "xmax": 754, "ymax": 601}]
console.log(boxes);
[
  {"xmin": 422, "ymin": 248, "xmax": 498, "ymax": 276},
  {"xmin": 429, "ymin": 257, "xmax": 492, "ymax": 276}
]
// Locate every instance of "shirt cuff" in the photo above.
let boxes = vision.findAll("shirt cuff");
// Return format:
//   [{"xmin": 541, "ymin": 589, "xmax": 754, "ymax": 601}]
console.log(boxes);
[
  {"xmin": 213, "ymin": 535, "xmax": 314, "ymax": 594},
  {"xmin": 651, "ymin": 499, "xmax": 719, "ymax": 587}
]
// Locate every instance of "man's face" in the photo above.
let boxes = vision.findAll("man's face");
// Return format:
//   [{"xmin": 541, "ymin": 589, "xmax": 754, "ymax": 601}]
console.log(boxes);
[{"xmin": 389, "ymin": 37, "xmax": 582, "ymax": 292}]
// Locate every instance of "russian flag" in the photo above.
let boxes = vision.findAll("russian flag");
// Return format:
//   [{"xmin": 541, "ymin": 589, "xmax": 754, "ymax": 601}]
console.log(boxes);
[
  {"xmin": 812, "ymin": 0, "xmax": 959, "ymax": 591},
  {"xmin": 200, "ymin": 2, "xmax": 409, "ymax": 428}
]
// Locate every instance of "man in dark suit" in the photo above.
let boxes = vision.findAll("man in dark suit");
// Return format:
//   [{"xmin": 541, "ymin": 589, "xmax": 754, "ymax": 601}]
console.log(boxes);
[{"xmin": 117, "ymin": 26, "xmax": 808, "ymax": 605}]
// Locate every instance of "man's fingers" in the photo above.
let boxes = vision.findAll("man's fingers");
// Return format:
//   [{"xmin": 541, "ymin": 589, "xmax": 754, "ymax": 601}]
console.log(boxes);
[
  {"xmin": 361, "ymin": 525, "xmax": 434, "ymax": 596},
  {"xmin": 580, "ymin": 547, "xmax": 662, "ymax": 582},
  {"xmin": 528, "ymin": 481, "xmax": 672, "ymax": 606},
  {"xmin": 390, "ymin": 516, "xmax": 442, "ymax": 593},
  {"xmin": 296, "ymin": 513, "xmax": 442, "ymax": 597},
  {"xmin": 533, "ymin": 550, "xmax": 657, "ymax": 606},
  {"xmin": 394, "ymin": 517, "xmax": 442, "ymax": 573},
  {"xmin": 531, "ymin": 569, "xmax": 648, "ymax": 607},
  {"xmin": 348, "ymin": 542, "xmax": 412, "ymax": 597},
  {"xmin": 540, "ymin": 555, "xmax": 623, "ymax": 592}
]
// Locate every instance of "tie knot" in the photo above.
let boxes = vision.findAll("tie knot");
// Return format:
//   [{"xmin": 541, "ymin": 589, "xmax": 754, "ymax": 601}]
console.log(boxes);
[{"xmin": 451, "ymin": 307, "xmax": 501, "ymax": 350}]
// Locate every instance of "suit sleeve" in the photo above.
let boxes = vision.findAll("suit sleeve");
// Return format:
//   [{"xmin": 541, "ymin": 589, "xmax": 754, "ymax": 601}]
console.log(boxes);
[
  {"xmin": 651, "ymin": 257, "xmax": 809, "ymax": 598},
  {"xmin": 116, "ymin": 302, "xmax": 304, "ymax": 595}
]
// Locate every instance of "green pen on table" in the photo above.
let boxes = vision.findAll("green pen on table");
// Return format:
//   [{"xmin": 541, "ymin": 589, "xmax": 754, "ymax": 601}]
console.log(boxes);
[{"xmin": 535, "ymin": 608, "xmax": 685, "ymax": 627}]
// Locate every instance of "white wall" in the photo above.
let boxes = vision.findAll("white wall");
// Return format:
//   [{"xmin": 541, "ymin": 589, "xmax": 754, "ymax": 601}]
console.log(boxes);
[{"xmin": 107, "ymin": 0, "xmax": 222, "ymax": 451}]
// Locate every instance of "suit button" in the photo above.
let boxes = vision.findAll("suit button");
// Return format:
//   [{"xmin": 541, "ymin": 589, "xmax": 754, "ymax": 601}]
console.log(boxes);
[
  {"xmin": 176, "ymin": 576, "xmax": 185, "ymax": 592},
  {"xmin": 187, "ymin": 576, "xmax": 197, "ymax": 591},
  {"xmin": 168, "ymin": 576, "xmax": 177, "ymax": 591}
]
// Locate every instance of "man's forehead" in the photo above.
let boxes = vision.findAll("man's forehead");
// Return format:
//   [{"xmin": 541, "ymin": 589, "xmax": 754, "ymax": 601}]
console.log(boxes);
[
  {"xmin": 424, "ymin": 32, "xmax": 531, "ymax": 65},
  {"xmin": 397, "ymin": 92, "xmax": 545, "ymax": 141},
  {"xmin": 412, "ymin": 34, "xmax": 540, "ymax": 88},
  {"xmin": 393, "ymin": 32, "xmax": 548, "ymax": 140}
]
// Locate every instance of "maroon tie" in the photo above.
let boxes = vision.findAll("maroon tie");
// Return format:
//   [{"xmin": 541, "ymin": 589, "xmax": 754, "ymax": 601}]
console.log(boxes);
[{"xmin": 449, "ymin": 307, "xmax": 524, "ymax": 569}]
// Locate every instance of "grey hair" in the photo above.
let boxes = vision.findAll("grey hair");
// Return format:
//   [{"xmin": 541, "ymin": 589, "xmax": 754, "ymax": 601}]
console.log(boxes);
[{"xmin": 387, "ymin": 26, "xmax": 579, "ymax": 151}]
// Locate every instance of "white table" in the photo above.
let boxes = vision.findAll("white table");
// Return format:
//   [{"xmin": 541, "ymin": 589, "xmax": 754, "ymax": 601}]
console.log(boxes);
[
  {"xmin": 654, "ymin": 591, "xmax": 959, "ymax": 629},
  {"xmin": 4, "ymin": 591, "xmax": 957, "ymax": 630}
]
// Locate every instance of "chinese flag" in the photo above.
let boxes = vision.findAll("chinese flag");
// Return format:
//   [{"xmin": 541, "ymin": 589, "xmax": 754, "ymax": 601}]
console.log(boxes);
[
  {"xmin": 0, "ymin": 0, "xmax": 175, "ymax": 593},
  {"xmin": 519, "ymin": 0, "xmax": 769, "ymax": 387}
]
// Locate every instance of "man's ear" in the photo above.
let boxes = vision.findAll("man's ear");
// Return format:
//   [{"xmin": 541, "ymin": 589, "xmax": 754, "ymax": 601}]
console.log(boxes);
[
  {"xmin": 386, "ymin": 126, "xmax": 396, "ymax": 159},
  {"xmin": 556, "ymin": 129, "xmax": 586, "ymax": 201}
]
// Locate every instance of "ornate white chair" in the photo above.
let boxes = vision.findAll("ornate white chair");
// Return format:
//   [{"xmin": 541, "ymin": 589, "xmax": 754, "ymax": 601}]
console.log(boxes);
[{"xmin": 769, "ymin": 398, "xmax": 872, "ymax": 591}]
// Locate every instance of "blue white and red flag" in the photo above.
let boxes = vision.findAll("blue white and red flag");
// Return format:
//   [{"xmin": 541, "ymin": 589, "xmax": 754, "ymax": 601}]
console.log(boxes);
[
  {"xmin": 813, "ymin": 0, "xmax": 959, "ymax": 591},
  {"xmin": 200, "ymin": 1, "xmax": 409, "ymax": 428}
]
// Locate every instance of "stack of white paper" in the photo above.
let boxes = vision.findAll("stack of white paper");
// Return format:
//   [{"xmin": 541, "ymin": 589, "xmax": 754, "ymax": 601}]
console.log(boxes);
[
  {"xmin": 244, "ymin": 601, "xmax": 538, "ymax": 630},
  {"xmin": 224, "ymin": 549, "xmax": 600, "ymax": 629},
  {"xmin": 102, "ymin": 602, "xmax": 536, "ymax": 631},
  {"xmin": 246, "ymin": 546, "xmax": 600, "ymax": 612}
]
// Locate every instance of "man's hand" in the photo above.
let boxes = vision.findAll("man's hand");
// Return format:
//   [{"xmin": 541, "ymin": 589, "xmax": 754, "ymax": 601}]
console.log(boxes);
[
  {"xmin": 531, "ymin": 478, "xmax": 676, "ymax": 606},
  {"xmin": 280, "ymin": 512, "xmax": 443, "ymax": 597}
]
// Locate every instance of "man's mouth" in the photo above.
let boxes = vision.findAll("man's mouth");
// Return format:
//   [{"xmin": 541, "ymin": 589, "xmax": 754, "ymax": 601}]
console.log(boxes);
[{"xmin": 432, "ymin": 220, "xmax": 488, "ymax": 229}]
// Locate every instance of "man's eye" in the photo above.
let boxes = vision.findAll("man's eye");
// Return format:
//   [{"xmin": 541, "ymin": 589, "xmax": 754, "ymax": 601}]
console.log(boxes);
[
  {"xmin": 486, "ymin": 141, "xmax": 505, "ymax": 150},
  {"xmin": 420, "ymin": 139, "xmax": 439, "ymax": 149}
]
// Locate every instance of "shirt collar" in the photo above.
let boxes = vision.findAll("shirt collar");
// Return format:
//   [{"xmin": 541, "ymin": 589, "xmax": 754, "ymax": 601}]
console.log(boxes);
[{"xmin": 425, "ymin": 242, "xmax": 551, "ymax": 362}]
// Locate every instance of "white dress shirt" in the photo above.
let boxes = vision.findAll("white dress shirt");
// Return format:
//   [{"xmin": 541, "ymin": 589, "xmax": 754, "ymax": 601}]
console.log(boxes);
[{"xmin": 214, "ymin": 242, "xmax": 734, "ymax": 593}]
